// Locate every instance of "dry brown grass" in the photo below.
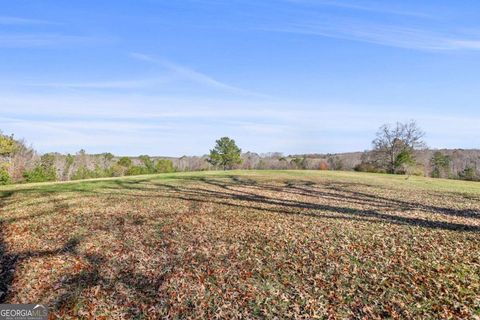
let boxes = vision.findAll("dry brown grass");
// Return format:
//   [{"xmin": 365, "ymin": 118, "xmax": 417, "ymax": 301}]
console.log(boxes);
[{"xmin": 0, "ymin": 170, "xmax": 479, "ymax": 319}]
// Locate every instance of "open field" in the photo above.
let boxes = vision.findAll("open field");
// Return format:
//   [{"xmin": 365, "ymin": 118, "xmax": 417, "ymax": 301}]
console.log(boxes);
[{"xmin": 0, "ymin": 170, "xmax": 479, "ymax": 319}]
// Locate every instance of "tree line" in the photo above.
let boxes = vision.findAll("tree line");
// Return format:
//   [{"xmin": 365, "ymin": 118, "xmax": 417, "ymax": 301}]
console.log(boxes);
[
  {"xmin": 0, "ymin": 135, "xmax": 175, "ymax": 184},
  {"xmin": 0, "ymin": 121, "xmax": 478, "ymax": 185},
  {"xmin": 207, "ymin": 124, "xmax": 479, "ymax": 181},
  {"xmin": 353, "ymin": 120, "xmax": 479, "ymax": 181}
]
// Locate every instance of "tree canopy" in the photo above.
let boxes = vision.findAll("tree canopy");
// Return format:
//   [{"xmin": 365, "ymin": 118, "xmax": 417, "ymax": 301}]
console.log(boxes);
[
  {"xmin": 372, "ymin": 121, "xmax": 426, "ymax": 174},
  {"xmin": 0, "ymin": 133, "xmax": 17, "ymax": 156},
  {"xmin": 430, "ymin": 151, "xmax": 451, "ymax": 178},
  {"xmin": 208, "ymin": 137, "xmax": 242, "ymax": 170}
]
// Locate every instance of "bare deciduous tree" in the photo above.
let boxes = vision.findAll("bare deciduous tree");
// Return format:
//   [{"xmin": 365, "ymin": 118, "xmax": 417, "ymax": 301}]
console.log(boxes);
[{"xmin": 372, "ymin": 120, "xmax": 426, "ymax": 174}]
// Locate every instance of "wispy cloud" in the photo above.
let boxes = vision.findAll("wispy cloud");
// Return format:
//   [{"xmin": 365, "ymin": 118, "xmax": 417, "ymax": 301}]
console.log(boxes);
[
  {"xmin": 0, "ymin": 91, "xmax": 280, "ymax": 120},
  {"xmin": 211, "ymin": 1, "xmax": 480, "ymax": 52},
  {"xmin": 130, "ymin": 53, "xmax": 270, "ymax": 97},
  {"xmin": 9, "ymin": 78, "xmax": 170, "ymax": 90},
  {"xmin": 0, "ymin": 16, "xmax": 55, "ymax": 25},
  {"xmin": 0, "ymin": 33, "xmax": 114, "ymax": 48},
  {"xmin": 285, "ymin": 0, "xmax": 431, "ymax": 18},
  {"xmin": 1, "ymin": 90, "xmax": 480, "ymax": 154},
  {"xmin": 266, "ymin": 18, "xmax": 480, "ymax": 51}
]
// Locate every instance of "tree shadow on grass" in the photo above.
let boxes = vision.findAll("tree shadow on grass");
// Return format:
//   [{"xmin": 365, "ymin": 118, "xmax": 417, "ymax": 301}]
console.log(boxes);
[
  {"xmin": 0, "ymin": 228, "xmax": 80, "ymax": 303},
  {"xmin": 1, "ymin": 174, "xmax": 479, "ymax": 316},
  {"xmin": 17, "ymin": 174, "xmax": 471, "ymax": 232},
  {"xmin": 1, "ymin": 222, "xmax": 168, "ymax": 317},
  {"xmin": 52, "ymin": 252, "xmax": 171, "ymax": 318},
  {"xmin": 0, "ymin": 184, "xmax": 170, "ymax": 316},
  {"xmin": 0, "ymin": 190, "xmax": 82, "ymax": 303},
  {"xmin": 105, "ymin": 176, "xmax": 480, "ymax": 233}
]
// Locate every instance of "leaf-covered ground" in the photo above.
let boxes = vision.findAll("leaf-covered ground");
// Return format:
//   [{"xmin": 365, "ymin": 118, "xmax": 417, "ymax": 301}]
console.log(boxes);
[{"xmin": 0, "ymin": 170, "xmax": 479, "ymax": 319}]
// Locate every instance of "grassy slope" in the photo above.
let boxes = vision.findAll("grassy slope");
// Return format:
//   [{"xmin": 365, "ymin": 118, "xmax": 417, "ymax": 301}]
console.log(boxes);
[
  {"xmin": 0, "ymin": 170, "xmax": 479, "ymax": 319},
  {"xmin": 3, "ymin": 169, "xmax": 480, "ymax": 194}
]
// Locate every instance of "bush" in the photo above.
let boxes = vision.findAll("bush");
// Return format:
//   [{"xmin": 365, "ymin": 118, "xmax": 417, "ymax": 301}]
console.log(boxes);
[
  {"xmin": 458, "ymin": 167, "xmax": 477, "ymax": 181},
  {"xmin": 155, "ymin": 159, "xmax": 174, "ymax": 173},
  {"xmin": 71, "ymin": 165, "xmax": 112, "ymax": 180},
  {"xmin": 354, "ymin": 163, "xmax": 378, "ymax": 173},
  {"xmin": 126, "ymin": 165, "xmax": 149, "ymax": 176},
  {"xmin": 318, "ymin": 162, "xmax": 329, "ymax": 170},
  {"xmin": 106, "ymin": 164, "xmax": 126, "ymax": 177},
  {"xmin": 139, "ymin": 155, "xmax": 156, "ymax": 173},
  {"xmin": 0, "ymin": 167, "xmax": 11, "ymax": 185},
  {"xmin": 117, "ymin": 157, "xmax": 133, "ymax": 168},
  {"xmin": 409, "ymin": 165, "xmax": 425, "ymax": 177},
  {"xmin": 71, "ymin": 166, "xmax": 97, "ymax": 180},
  {"xmin": 24, "ymin": 153, "xmax": 58, "ymax": 183},
  {"xmin": 24, "ymin": 166, "xmax": 56, "ymax": 182}
]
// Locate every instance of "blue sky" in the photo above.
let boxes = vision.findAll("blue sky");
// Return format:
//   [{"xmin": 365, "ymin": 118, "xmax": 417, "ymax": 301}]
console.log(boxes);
[{"xmin": 1, "ymin": 0, "xmax": 480, "ymax": 156}]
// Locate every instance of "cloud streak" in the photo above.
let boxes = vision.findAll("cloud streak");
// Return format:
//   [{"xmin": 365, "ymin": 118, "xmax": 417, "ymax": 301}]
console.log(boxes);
[
  {"xmin": 130, "ymin": 53, "xmax": 270, "ymax": 97},
  {"xmin": 285, "ymin": 0, "xmax": 432, "ymax": 18},
  {"xmin": 2, "ymin": 91, "xmax": 479, "ymax": 150},
  {"xmin": 0, "ymin": 16, "xmax": 55, "ymax": 25},
  {"xmin": 0, "ymin": 33, "xmax": 114, "ymax": 48},
  {"xmin": 219, "ymin": 1, "xmax": 480, "ymax": 51},
  {"xmin": 8, "ymin": 78, "xmax": 170, "ymax": 90},
  {"xmin": 266, "ymin": 18, "xmax": 480, "ymax": 51}
]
